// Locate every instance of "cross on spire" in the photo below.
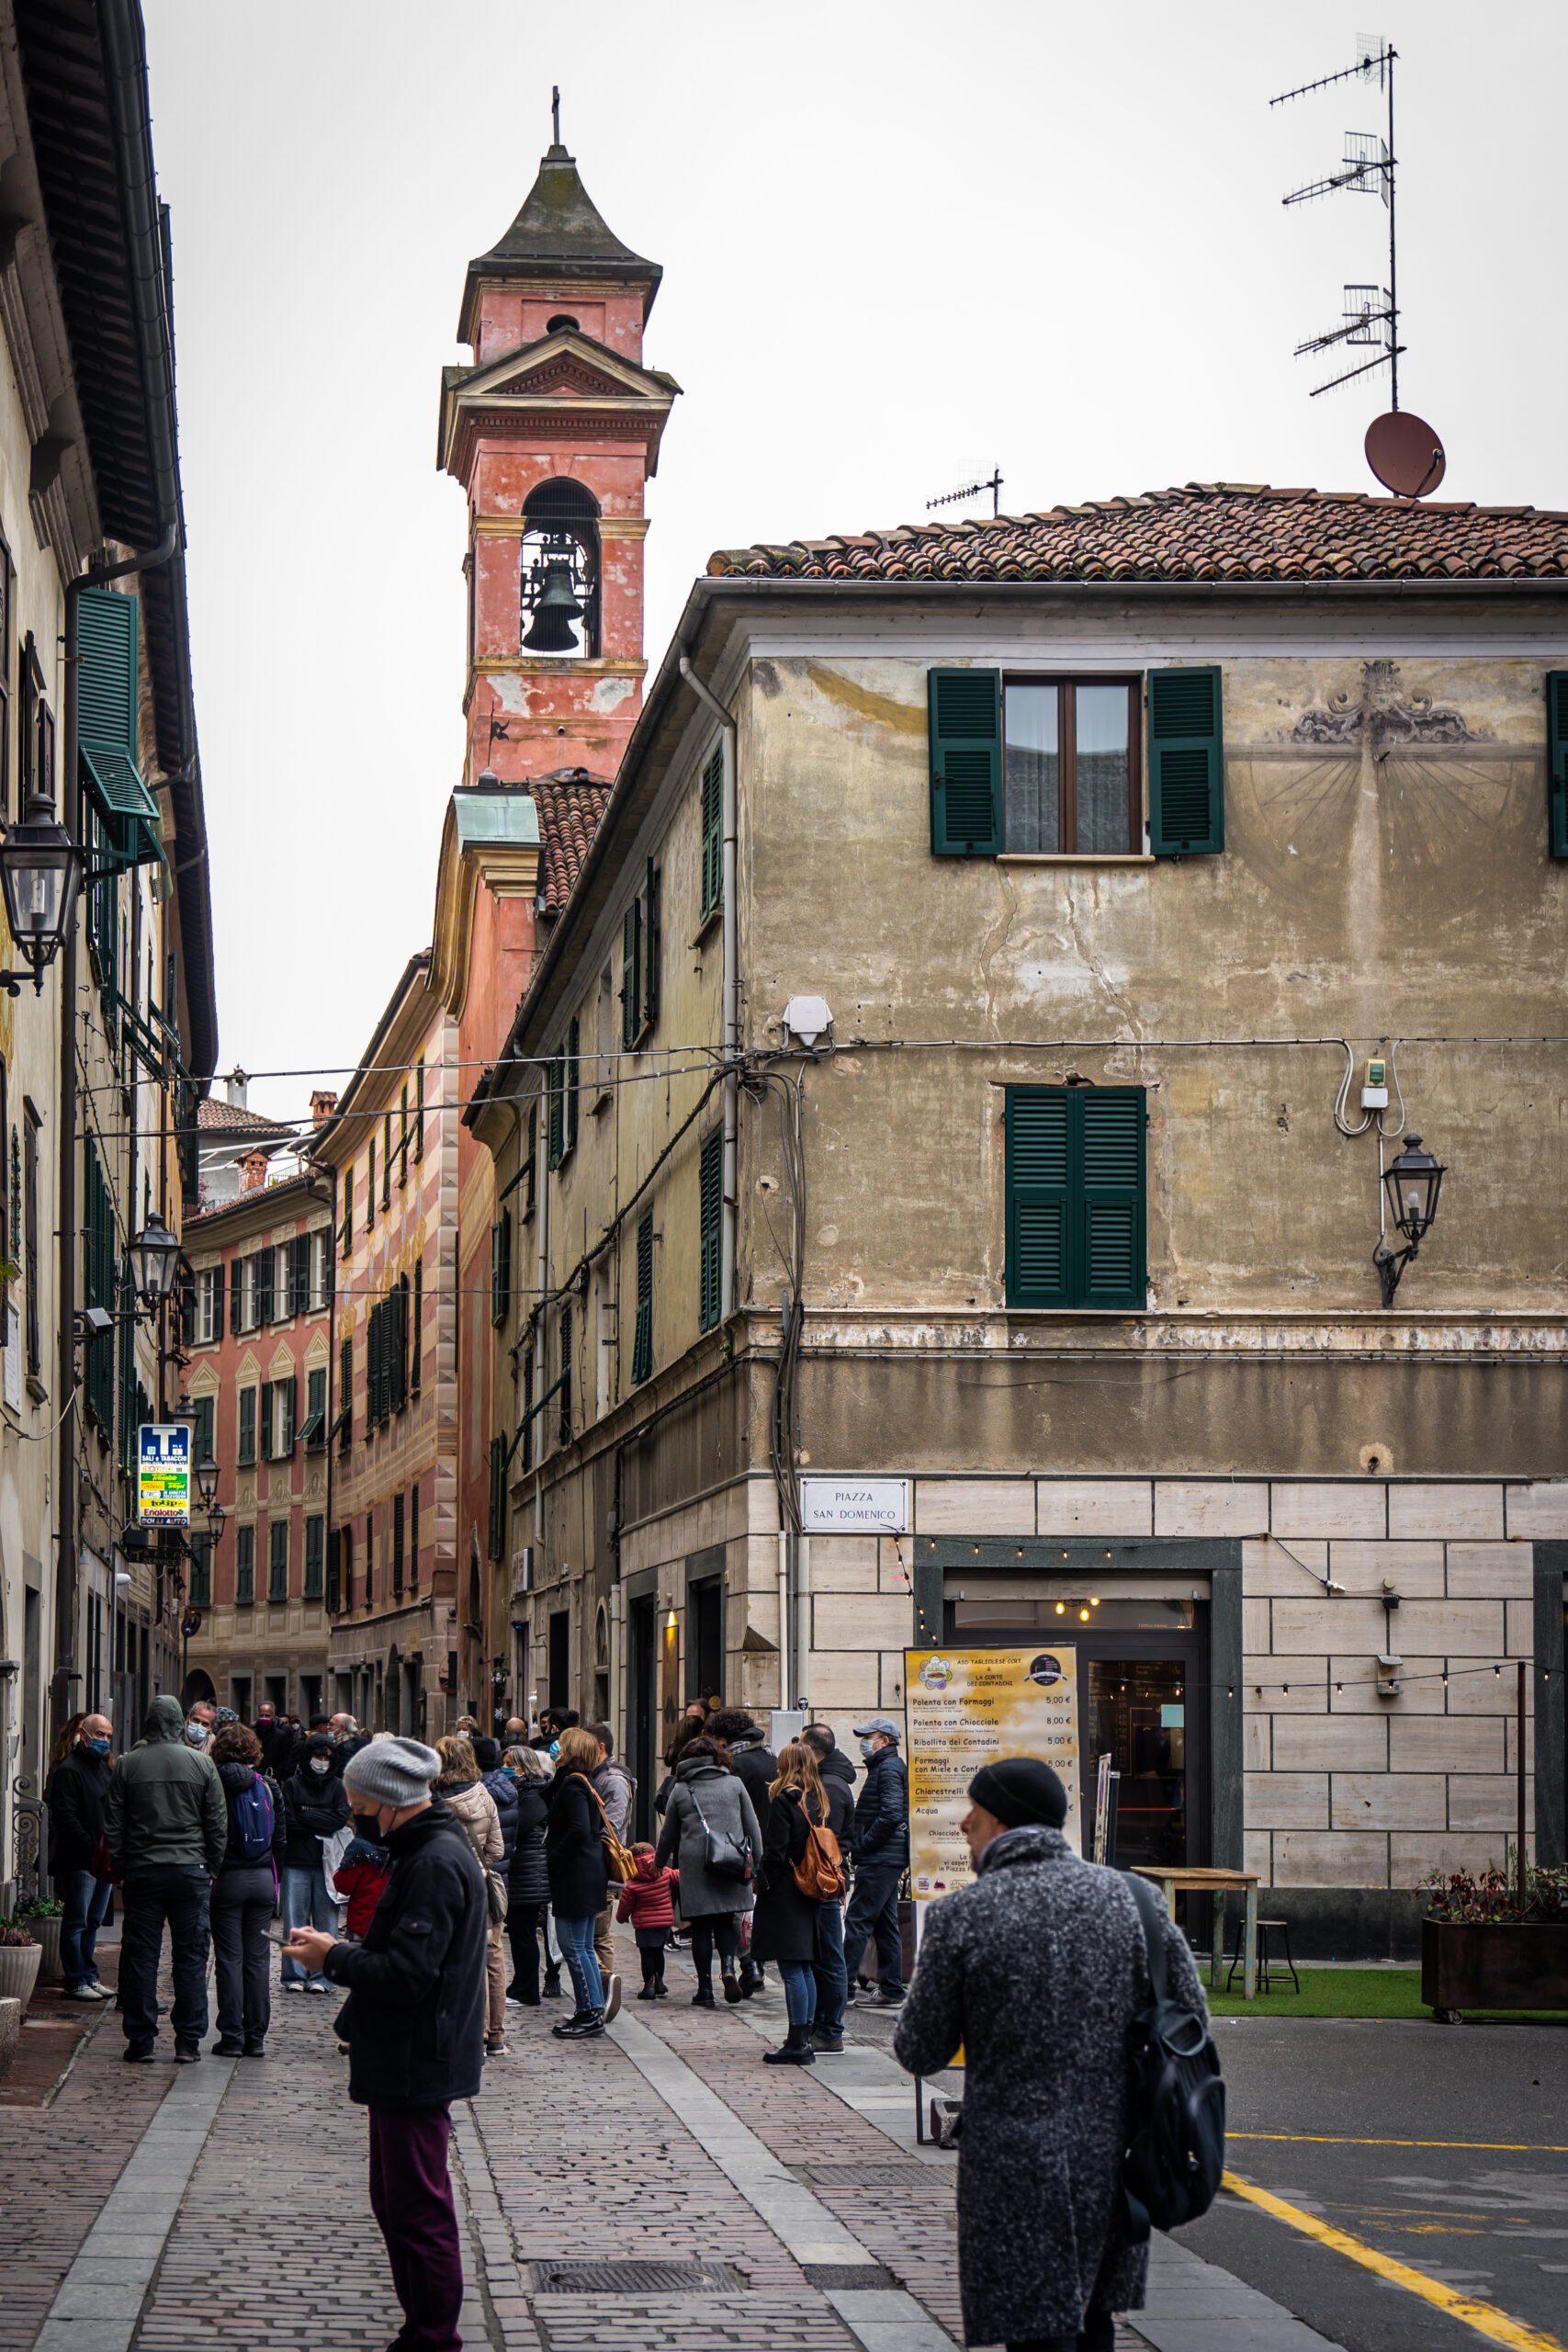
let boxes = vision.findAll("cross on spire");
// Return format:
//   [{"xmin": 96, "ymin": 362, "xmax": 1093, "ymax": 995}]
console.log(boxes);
[{"xmin": 551, "ymin": 85, "xmax": 560, "ymax": 148}]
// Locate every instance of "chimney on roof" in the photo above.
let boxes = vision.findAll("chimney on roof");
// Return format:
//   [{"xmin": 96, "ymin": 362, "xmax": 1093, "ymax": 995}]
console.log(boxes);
[
  {"xmin": 239, "ymin": 1148, "xmax": 269, "ymax": 1194},
  {"xmin": 310, "ymin": 1091, "xmax": 339, "ymax": 1128},
  {"xmin": 225, "ymin": 1067, "xmax": 250, "ymax": 1113}
]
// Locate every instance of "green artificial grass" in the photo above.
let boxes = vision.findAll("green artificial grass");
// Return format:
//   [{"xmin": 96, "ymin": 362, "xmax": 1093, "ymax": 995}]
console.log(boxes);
[{"xmin": 1205, "ymin": 1967, "xmax": 1568, "ymax": 2022}]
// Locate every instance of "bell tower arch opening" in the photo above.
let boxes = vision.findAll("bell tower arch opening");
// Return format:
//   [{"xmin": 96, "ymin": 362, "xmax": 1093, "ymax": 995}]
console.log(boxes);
[{"xmin": 520, "ymin": 478, "xmax": 601, "ymax": 660}]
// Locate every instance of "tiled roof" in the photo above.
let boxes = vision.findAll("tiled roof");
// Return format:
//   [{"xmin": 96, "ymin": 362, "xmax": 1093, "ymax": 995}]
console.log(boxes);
[
  {"xmin": 197, "ymin": 1099, "xmax": 289, "ymax": 1137},
  {"xmin": 531, "ymin": 770, "xmax": 613, "ymax": 911},
  {"xmin": 706, "ymin": 484, "xmax": 1568, "ymax": 585}
]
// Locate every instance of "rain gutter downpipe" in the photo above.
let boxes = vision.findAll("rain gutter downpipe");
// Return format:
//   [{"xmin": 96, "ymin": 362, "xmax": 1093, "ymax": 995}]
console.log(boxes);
[{"xmin": 679, "ymin": 658, "xmax": 738, "ymax": 1327}]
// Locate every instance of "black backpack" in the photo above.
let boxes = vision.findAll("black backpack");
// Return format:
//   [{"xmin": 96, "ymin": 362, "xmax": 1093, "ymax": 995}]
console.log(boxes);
[{"xmin": 1120, "ymin": 1871, "xmax": 1226, "ymax": 2241}]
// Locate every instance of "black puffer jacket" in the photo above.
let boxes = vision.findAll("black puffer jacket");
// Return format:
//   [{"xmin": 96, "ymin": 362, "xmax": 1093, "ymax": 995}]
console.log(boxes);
[
  {"xmin": 852, "ymin": 1742, "xmax": 908, "ymax": 1867},
  {"xmin": 323, "ymin": 1800, "xmax": 487, "ymax": 2110},
  {"xmin": 46, "ymin": 1745, "xmax": 112, "ymax": 1875},
  {"xmin": 507, "ymin": 1781, "xmax": 550, "ymax": 1905}
]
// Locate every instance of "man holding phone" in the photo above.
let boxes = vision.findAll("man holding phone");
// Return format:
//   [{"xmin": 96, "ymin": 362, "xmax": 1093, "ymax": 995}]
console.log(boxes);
[{"xmin": 285, "ymin": 1735, "xmax": 485, "ymax": 2352}]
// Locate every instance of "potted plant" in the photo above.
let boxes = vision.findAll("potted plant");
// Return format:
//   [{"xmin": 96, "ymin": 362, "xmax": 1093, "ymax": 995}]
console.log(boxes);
[
  {"xmin": 22, "ymin": 1898, "xmax": 63, "ymax": 1983},
  {"xmin": 0, "ymin": 1918, "xmax": 41, "ymax": 2012},
  {"xmin": 1422, "ymin": 1857, "xmax": 1568, "ymax": 2020}
]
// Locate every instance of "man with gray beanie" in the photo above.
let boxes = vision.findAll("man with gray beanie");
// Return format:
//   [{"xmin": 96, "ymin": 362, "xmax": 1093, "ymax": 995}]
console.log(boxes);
[
  {"xmin": 286, "ymin": 1733, "xmax": 486, "ymax": 2352},
  {"xmin": 893, "ymin": 1757, "xmax": 1208, "ymax": 2352}
]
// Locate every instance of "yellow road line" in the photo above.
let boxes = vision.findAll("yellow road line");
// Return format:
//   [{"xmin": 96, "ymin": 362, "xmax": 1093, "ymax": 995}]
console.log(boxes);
[
  {"xmin": 1230, "ymin": 2134, "xmax": 1568, "ymax": 2154},
  {"xmin": 1223, "ymin": 2172, "xmax": 1566, "ymax": 2352}
]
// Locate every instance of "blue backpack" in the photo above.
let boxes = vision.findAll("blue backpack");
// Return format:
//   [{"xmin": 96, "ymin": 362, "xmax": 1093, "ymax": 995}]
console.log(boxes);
[{"xmin": 232, "ymin": 1774, "xmax": 276, "ymax": 1863}]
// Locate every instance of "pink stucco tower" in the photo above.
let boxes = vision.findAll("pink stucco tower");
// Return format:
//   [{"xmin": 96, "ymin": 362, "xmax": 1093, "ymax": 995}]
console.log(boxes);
[{"xmin": 438, "ymin": 119, "xmax": 678, "ymax": 786}]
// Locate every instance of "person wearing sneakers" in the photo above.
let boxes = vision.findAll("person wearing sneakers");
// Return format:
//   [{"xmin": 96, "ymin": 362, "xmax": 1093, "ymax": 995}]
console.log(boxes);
[
  {"xmin": 285, "ymin": 1734, "xmax": 485, "ymax": 2352},
  {"xmin": 545, "ymin": 1724, "xmax": 615, "ymax": 2035},
  {"xmin": 103, "ymin": 1693, "xmax": 227, "ymax": 2063},
  {"xmin": 46, "ymin": 1713, "xmax": 116, "ymax": 2003},
  {"xmin": 843, "ymin": 1717, "xmax": 908, "ymax": 2007}
]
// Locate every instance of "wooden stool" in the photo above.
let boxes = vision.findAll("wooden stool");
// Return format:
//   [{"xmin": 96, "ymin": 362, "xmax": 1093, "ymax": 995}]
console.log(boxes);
[{"xmin": 1226, "ymin": 1917, "xmax": 1298, "ymax": 1995}]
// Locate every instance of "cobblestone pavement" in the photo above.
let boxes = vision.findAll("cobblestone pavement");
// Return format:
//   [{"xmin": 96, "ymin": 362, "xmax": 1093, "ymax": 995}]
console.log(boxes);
[{"xmin": 6, "ymin": 1924, "xmax": 1279, "ymax": 2351}]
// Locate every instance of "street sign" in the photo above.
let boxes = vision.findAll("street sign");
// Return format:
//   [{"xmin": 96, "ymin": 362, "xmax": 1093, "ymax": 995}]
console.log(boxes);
[
  {"xmin": 138, "ymin": 1422, "xmax": 191, "ymax": 1524},
  {"xmin": 905, "ymin": 1645, "xmax": 1082, "ymax": 1898},
  {"xmin": 800, "ymin": 1476, "xmax": 908, "ymax": 1533}
]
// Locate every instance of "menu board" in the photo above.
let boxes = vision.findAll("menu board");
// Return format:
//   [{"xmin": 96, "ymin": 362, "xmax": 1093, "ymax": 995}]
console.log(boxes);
[{"xmin": 905, "ymin": 1645, "xmax": 1080, "ymax": 1898}]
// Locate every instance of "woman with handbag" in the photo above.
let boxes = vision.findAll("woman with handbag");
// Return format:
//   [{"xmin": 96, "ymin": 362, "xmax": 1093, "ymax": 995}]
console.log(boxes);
[
  {"xmin": 750, "ymin": 1742, "xmax": 840, "ymax": 2065},
  {"xmin": 545, "ymin": 1725, "xmax": 615, "ymax": 2037},
  {"xmin": 434, "ymin": 1736, "xmax": 509, "ymax": 2058},
  {"xmin": 654, "ymin": 1736, "xmax": 761, "ymax": 2007}
]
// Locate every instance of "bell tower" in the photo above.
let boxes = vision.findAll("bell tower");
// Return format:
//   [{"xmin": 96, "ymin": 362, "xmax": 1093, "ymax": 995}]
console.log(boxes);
[{"xmin": 439, "ymin": 101, "xmax": 679, "ymax": 788}]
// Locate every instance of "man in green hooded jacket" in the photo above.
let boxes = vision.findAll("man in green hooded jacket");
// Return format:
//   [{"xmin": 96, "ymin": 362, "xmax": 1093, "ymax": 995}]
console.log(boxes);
[{"xmin": 103, "ymin": 1693, "xmax": 226, "ymax": 2061}]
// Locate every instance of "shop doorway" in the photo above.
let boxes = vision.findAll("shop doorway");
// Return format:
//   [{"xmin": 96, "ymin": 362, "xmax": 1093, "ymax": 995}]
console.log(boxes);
[
  {"xmin": 687, "ymin": 1574, "xmax": 723, "ymax": 1711},
  {"xmin": 945, "ymin": 1596, "xmax": 1208, "ymax": 1870},
  {"xmin": 626, "ymin": 1594, "xmax": 657, "ymax": 1842}
]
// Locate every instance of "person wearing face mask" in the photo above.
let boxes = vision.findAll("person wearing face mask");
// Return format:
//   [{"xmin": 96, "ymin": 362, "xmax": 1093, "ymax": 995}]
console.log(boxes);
[
  {"xmin": 277, "ymin": 1732, "xmax": 350, "ymax": 1991},
  {"xmin": 185, "ymin": 1714, "xmax": 211, "ymax": 1748},
  {"xmin": 842, "ymin": 1716, "xmax": 909, "ymax": 2007},
  {"xmin": 102, "ymin": 1695, "xmax": 228, "ymax": 2061},
  {"xmin": 285, "ymin": 1736, "xmax": 484, "ymax": 2352},
  {"xmin": 46, "ymin": 1713, "xmax": 117, "ymax": 2000},
  {"xmin": 209, "ymin": 1721, "xmax": 285, "ymax": 2056}
]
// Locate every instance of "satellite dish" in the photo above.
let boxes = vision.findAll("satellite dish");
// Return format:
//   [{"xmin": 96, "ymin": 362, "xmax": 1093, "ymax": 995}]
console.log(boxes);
[{"xmin": 1365, "ymin": 411, "xmax": 1446, "ymax": 499}]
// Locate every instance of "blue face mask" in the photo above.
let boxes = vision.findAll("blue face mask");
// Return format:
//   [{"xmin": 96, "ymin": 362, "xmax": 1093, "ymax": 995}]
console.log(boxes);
[
  {"xmin": 859, "ymin": 1737, "xmax": 877, "ymax": 1758},
  {"xmin": 86, "ymin": 1736, "xmax": 110, "ymax": 1757},
  {"xmin": 186, "ymin": 1722, "xmax": 209, "ymax": 1746}
]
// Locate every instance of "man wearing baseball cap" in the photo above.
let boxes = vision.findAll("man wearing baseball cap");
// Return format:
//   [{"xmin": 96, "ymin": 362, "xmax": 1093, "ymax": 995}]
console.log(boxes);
[
  {"xmin": 285, "ymin": 1734, "xmax": 486, "ymax": 2352},
  {"xmin": 843, "ymin": 1716, "xmax": 909, "ymax": 2007},
  {"xmin": 893, "ymin": 1757, "xmax": 1206, "ymax": 2352}
]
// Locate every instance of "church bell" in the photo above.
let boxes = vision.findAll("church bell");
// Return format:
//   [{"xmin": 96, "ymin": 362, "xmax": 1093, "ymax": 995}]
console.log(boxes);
[{"xmin": 524, "ymin": 558, "xmax": 585, "ymax": 653}]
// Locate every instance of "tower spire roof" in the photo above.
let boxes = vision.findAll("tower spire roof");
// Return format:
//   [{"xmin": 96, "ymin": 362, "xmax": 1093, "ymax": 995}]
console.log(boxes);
[{"xmin": 459, "ymin": 106, "xmax": 661, "ymax": 342}]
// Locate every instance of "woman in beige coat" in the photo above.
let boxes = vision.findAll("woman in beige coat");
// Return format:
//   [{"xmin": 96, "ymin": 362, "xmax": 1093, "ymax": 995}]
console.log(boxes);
[{"xmin": 434, "ymin": 1736, "xmax": 507, "ymax": 2056}]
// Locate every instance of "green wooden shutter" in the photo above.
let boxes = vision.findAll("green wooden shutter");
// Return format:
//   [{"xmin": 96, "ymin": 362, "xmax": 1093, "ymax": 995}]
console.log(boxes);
[
  {"xmin": 558, "ymin": 1303, "xmax": 572, "ymax": 1441},
  {"xmin": 547, "ymin": 1051, "xmax": 564, "ymax": 1167},
  {"xmin": 1005, "ymin": 1090, "xmax": 1071, "ymax": 1308},
  {"xmin": 213, "ymin": 1262, "xmax": 225, "ymax": 1342},
  {"xmin": 305, "ymin": 1515, "xmax": 324, "ymax": 1599},
  {"xmin": 929, "ymin": 669, "xmax": 1002, "ymax": 855},
  {"xmin": 644, "ymin": 858, "xmax": 660, "ymax": 1029},
  {"xmin": 632, "ymin": 1210, "xmax": 653, "ymax": 1384},
  {"xmin": 415, "ymin": 1057, "xmax": 424, "ymax": 1159},
  {"xmin": 700, "ymin": 745, "xmax": 723, "ymax": 918},
  {"xmin": 1548, "ymin": 673, "xmax": 1568, "ymax": 857},
  {"xmin": 77, "ymin": 587, "xmax": 139, "ymax": 754},
  {"xmin": 284, "ymin": 1374, "xmax": 298, "ymax": 1453},
  {"xmin": 412, "ymin": 1258, "xmax": 423, "ymax": 1393},
  {"xmin": 1148, "ymin": 666, "xmax": 1224, "ymax": 854},
  {"xmin": 566, "ymin": 1017, "xmax": 580, "ymax": 1149},
  {"xmin": 260, "ymin": 1381, "xmax": 274, "ymax": 1461},
  {"xmin": 698, "ymin": 1126, "xmax": 723, "ymax": 1332},
  {"xmin": 342, "ymin": 1169, "xmax": 353, "ymax": 1259},
  {"xmin": 488, "ymin": 1434, "xmax": 505, "ymax": 1561},
  {"xmin": 1077, "ymin": 1090, "xmax": 1146, "ymax": 1309},
  {"xmin": 622, "ymin": 902, "xmax": 641, "ymax": 1046},
  {"xmin": 239, "ymin": 1386, "xmax": 256, "ymax": 1463}
]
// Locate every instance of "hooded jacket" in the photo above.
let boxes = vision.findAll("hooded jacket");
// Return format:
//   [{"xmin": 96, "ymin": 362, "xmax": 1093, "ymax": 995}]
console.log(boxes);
[
  {"xmin": 592, "ymin": 1756, "xmax": 636, "ymax": 1843},
  {"xmin": 278, "ymin": 1740, "xmax": 351, "ymax": 1871},
  {"xmin": 722, "ymin": 1727, "xmax": 778, "ymax": 1849},
  {"xmin": 102, "ymin": 1696, "xmax": 227, "ymax": 1880},
  {"xmin": 507, "ymin": 1778, "xmax": 551, "ymax": 1905},
  {"xmin": 615, "ymin": 1853, "xmax": 679, "ymax": 1929},
  {"xmin": 480, "ymin": 1766, "xmax": 519, "ymax": 1867},
  {"xmin": 323, "ymin": 1798, "xmax": 487, "ymax": 2110},
  {"xmin": 654, "ymin": 1756, "xmax": 761, "ymax": 1918},
  {"xmin": 439, "ymin": 1773, "xmax": 504, "ymax": 1874},
  {"xmin": 46, "ymin": 1742, "xmax": 112, "ymax": 1875},
  {"xmin": 814, "ymin": 1746, "xmax": 858, "ymax": 1847}
]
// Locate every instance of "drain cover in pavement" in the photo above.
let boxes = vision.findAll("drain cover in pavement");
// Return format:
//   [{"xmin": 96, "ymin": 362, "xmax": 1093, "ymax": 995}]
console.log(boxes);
[
  {"xmin": 529, "ymin": 2259, "xmax": 746, "ymax": 2295},
  {"xmin": 807, "ymin": 2164, "xmax": 935, "ymax": 2188}
]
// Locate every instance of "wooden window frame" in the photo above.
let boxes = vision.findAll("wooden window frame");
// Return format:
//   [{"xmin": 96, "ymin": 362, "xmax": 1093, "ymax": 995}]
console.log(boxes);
[{"xmin": 1000, "ymin": 675, "xmax": 1144, "ymax": 859}]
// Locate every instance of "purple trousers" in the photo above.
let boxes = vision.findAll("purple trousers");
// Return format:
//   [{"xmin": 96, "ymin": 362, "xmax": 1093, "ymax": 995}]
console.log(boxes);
[{"xmin": 367, "ymin": 2104, "xmax": 463, "ymax": 2352}]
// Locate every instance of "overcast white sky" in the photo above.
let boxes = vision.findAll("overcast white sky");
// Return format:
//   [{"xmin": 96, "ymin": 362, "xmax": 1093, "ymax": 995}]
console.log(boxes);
[{"xmin": 139, "ymin": 0, "xmax": 1568, "ymax": 1125}]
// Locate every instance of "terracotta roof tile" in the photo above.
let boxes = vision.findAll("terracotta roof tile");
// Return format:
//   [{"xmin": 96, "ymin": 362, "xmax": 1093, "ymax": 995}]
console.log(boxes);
[
  {"xmin": 197, "ymin": 1099, "xmax": 288, "ymax": 1136},
  {"xmin": 705, "ymin": 484, "xmax": 1568, "ymax": 585},
  {"xmin": 529, "ymin": 769, "xmax": 614, "ymax": 911}
]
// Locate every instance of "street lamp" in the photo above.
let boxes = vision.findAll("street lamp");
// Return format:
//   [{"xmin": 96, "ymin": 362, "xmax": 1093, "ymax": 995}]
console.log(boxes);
[
  {"xmin": 127, "ymin": 1212, "xmax": 182, "ymax": 1312},
  {"xmin": 196, "ymin": 1453, "xmax": 220, "ymax": 1511},
  {"xmin": 206, "ymin": 1502, "xmax": 226, "ymax": 1547},
  {"xmin": 1373, "ymin": 1134, "xmax": 1447, "ymax": 1307},
  {"xmin": 0, "ymin": 787, "xmax": 85, "ymax": 994}
]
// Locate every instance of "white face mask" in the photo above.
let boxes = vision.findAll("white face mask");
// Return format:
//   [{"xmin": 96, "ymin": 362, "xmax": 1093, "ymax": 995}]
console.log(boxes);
[
  {"xmin": 186, "ymin": 1722, "xmax": 209, "ymax": 1746},
  {"xmin": 310, "ymin": 1758, "xmax": 331, "ymax": 1774}
]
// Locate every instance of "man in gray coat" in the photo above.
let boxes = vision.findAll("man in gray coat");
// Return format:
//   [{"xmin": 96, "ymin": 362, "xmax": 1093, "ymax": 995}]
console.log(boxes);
[
  {"xmin": 103, "ymin": 1693, "xmax": 227, "ymax": 2063},
  {"xmin": 894, "ymin": 1758, "xmax": 1207, "ymax": 2352}
]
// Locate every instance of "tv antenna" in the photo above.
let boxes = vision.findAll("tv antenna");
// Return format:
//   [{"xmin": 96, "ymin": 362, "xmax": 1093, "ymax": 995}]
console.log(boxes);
[
  {"xmin": 1272, "ymin": 38, "xmax": 1444, "ymax": 497},
  {"xmin": 927, "ymin": 468, "xmax": 1003, "ymax": 519}
]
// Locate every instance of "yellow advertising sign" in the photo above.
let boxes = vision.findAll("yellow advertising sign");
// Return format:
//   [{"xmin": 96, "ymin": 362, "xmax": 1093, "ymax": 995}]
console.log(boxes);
[{"xmin": 905, "ymin": 1645, "xmax": 1081, "ymax": 1897}]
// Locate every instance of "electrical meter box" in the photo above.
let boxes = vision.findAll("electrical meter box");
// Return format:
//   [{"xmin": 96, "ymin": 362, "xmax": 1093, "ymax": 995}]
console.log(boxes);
[{"xmin": 1361, "ymin": 1055, "xmax": 1389, "ymax": 1110}]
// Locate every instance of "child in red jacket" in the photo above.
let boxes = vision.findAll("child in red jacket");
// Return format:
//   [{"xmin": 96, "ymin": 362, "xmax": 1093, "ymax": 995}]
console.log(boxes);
[
  {"xmin": 333, "ymin": 1831, "xmax": 391, "ymax": 1940},
  {"xmin": 616, "ymin": 1845, "xmax": 680, "ymax": 1997}
]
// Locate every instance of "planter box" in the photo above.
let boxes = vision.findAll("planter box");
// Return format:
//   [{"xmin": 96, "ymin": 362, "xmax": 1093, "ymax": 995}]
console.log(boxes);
[
  {"xmin": 0, "ymin": 1939, "xmax": 41, "ymax": 2015},
  {"xmin": 1421, "ymin": 1918, "xmax": 1568, "ymax": 2014},
  {"xmin": 27, "ymin": 1915, "xmax": 62, "ymax": 1983}
]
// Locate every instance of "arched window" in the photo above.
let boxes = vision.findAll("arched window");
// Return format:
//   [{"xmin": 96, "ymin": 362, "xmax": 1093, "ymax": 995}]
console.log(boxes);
[{"xmin": 520, "ymin": 478, "xmax": 601, "ymax": 660}]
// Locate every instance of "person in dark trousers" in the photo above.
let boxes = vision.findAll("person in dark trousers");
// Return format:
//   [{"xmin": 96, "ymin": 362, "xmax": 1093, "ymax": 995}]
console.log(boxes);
[
  {"xmin": 544, "ymin": 1725, "xmax": 611, "ymax": 2037},
  {"xmin": 287, "ymin": 1736, "xmax": 484, "ymax": 2352},
  {"xmin": 801, "ymin": 1723, "xmax": 855, "ymax": 2050},
  {"xmin": 655, "ymin": 1736, "xmax": 761, "ymax": 2006},
  {"xmin": 502, "ymin": 1746, "xmax": 552, "ymax": 2005},
  {"xmin": 750, "ymin": 1743, "xmax": 830, "ymax": 2065},
  {"xmin": 895, "ymin": 1759, "xmax": 1207, "ymax": 2352},
  {"xmin": 46, "ymin": 1712, "xmax": 115, "ymax": 2000},
  {"xmin": 278, "ymin": 1732, "xmax": 351, "ymax": 1991},
  {"xmin": 843, "ymin": 1715, "xmax": 908, "ymax": 2006},
  {"xmin": 705, "ymin": 1709, "xmax": 775, "ymax": 1994},
  {"xmin": 103, "ymin": 1693, "xmax": 227, "ymax": 2062},
  {"xmin": 209, "ymin": 1721, "xmax": 285, "ymax": 2057}
]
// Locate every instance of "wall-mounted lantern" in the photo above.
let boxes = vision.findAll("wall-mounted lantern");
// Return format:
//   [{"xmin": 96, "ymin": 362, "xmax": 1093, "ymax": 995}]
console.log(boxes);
[
  {"xmin": 1373, "ymin": 1135, "xmax": 1446, "ymax": 1306},
  {"xmin": 127, "ymin": 1212, "xmax": 182, "ymax": 1312},
  {"xmin": 0, "ymin": 786, "xmax": 85, "ymax": 992}
]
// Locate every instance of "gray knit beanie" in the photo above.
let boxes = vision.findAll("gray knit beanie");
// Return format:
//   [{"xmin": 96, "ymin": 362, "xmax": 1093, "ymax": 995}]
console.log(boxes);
[{"xmin": 343, "ymin": 1735, "xmax": 440, "ymax": 1809}]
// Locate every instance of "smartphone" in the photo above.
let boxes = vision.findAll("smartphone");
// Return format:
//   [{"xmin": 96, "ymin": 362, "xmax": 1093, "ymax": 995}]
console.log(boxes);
[{"xmin": 263, "ymin": 1926, "xmax": 292, "ymax": 1947}]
